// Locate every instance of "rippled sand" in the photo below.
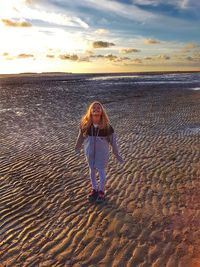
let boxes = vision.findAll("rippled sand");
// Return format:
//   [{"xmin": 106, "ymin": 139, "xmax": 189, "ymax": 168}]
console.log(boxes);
[{"xmin": 0, "ymin": 76, "xmax": 200, "ymax": 266}]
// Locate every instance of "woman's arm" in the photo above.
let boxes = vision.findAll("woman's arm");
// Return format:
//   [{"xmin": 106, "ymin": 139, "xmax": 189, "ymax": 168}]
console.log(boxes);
[
  {"xmin": 108, "ymin": 132, "xmax": 124, "ymax": 163},
  {"xmin": 75, "ymin": 129, "xmax": 84, "ymax": 153}
]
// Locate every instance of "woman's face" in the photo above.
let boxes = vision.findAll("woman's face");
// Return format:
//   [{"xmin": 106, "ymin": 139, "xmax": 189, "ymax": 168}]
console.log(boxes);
[{"xmin": 91, "ymin": 103, "xmax": 102, "ymax": 118}]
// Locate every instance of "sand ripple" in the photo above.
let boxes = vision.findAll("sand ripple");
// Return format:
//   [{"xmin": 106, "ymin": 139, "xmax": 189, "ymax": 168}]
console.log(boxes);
[{"xmin": 0, "ymin": 78, "xmax": 200, "ymax": 266}]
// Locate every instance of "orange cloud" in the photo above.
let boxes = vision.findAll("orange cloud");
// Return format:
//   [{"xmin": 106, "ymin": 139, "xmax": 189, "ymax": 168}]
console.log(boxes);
[
  {"xmin": 158, "ymin": 54, "xmax": 170, "ymax": 60},
  {"xmin": 91, "ymin": 54, "xmax": 131, "ymax": 63},
  {"xmin": 184, "ymin": 43, "xmax": 197, "ymax": 50},
  {"xmin": 17, "ymin": 54, "xmax": 34, "ymax": 59},
  {"xmin": 59, "ymin": 54, "xmax": 79, "ymax": 61},
  {"xmin": 92, "ymin": 41, "xmax": 115, "ymax": 48},
  {"xmin": 104, "ymin": 54, "xmax": 118, "ymax": 61},
  {"xmin": 1, "ymin": 19, "xmax": 32, "ymax": 27},
  {"xmin": 144, "ymin": 38, "xmax": 160, "ymax": 44},
  {"xmin": 46, "ymin": 54, "xmax": 55, "ymax": 58},
  {"xmin": 124, "ymin": 58, "xmax": 143, "ymax": 65},
  {"xmin": 181, "ymin": 43, "xmax": 198, "ymax": 53},
  {"xmin": 121, "ymin": 48, "xmax": 140, "ymax": 53},
  {"xmin": 89, "ymin": 54, "xmax": 102, "ymax": 60},
  {"xmin": 1, "ymin": 53, "xmax": 34, "ymax": 60},
  {"xmin": 78, "ymin": 56, "xmax": 90, "ymax": 62},
  {"xmin": 90, "ymin": 54, "xmax": 117, "ymax": 61},
  {"xmin": 119, "ymin": 56, "xmax": 131, "ymax": 61}
]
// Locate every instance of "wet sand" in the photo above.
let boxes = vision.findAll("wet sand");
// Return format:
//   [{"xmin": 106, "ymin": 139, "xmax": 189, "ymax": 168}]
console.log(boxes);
[{"xmin": 0, "ymin": 76, "xmax": 200, "ymax": 266}]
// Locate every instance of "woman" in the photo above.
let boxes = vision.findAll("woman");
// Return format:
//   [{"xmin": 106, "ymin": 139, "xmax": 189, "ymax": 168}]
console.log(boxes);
[{"xmin": 75, "ymin": 101, "xmax": 123, "ymax": 203}]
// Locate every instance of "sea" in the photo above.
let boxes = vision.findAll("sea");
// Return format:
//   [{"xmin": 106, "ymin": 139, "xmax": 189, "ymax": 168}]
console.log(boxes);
[
  {"xmin": 0, "ymin": 71, "xmax": 200, "ymax": 144},
  {"xmin": 1, "ymin": 71, "xmax": 200, "ymax": 87}
]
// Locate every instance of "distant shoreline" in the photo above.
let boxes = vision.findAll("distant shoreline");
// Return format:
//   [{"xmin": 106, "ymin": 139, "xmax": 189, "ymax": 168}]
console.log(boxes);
[
  {"xmin": 0, "ymin": 70, "xmax": 200, "ymax": 79},
  {"xmin": 0, "ymin": 72, "xmax": 72, "ymax": 79}
]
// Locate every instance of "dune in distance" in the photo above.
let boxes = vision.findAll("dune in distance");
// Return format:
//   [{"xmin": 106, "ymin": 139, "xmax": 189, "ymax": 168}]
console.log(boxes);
[{"xmin": 0, "ymin": 72, "xmax": 200, "ymax": 266}]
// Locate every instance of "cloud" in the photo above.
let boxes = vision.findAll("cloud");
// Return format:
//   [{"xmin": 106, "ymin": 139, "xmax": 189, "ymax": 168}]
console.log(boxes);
[
  {"xmin": 69, "ymin": 0, "xmax": 200, "ymax": 38},
  {"xmin": 2, "ymin": 52, "xmax": 9, "ymax": 56},
  {"xmin": 1, "ymin": 19, "xmax": 32, "ymax": 27},
  {"xmin": 132, "ymin": 0, "xmax": 161, "ymax": 6},
  {"xmin": 2, "ymin": 53, "xmax": 34, "ymax": 60},
  {"xmin": 85, "ymin": 50, "xmax": 94, "ymax": 56},
  {"xmin": 144, "ymin": 38, "xmax": 160, "ymax": 44},
  {"xmin": 90, "ymin": 54, "xmax": 104, "ymax": 58},
  {"xmin": 158, "ymin": 54, "xmax": 170, "ymax": 60},
  {"xmin": 54, "ymin": 0, "xmax": 200, "ymax": 41},
  {"xmin": 185, "ymin": 56, "xmax": 194, "ymax": 61},
  {"xmin": 121, "ymin": 48, "xmax": 140, "ymax": 53},
  {"xmin": 171, "ymin": 51, "xmax": 200, "ymax": 63},
  {"xmin": 184, "ymin": 43, "xmax": 198, "ymax": 49},
  {"xmin": 59, "ymin": 52, "xmax": 124, "ymax": 63},
  {"xmin": 125, "ymin": 58, "xmax": 143, "ymax": 65},
  {"xmin": 119, "ymin": 56, "xmax": 131, "ymax": 61},
  {"xmin": 90, "ymin": 54, "xmax": 131, "ymax": 63},
  {"xmin": 78, "ymin": 56, "xmax": 90, "ymax": 62},
  {"xmin": 95, "ymin": 28, "xmax": 109, "ymax": 34},
  {"xmin": 143, "ymin": 54, "xmax": 171, "ymax": 62},
  {"xmin": 181, "ymin": 43, "xmax": 198, "ymax": 53},
  {"xmin": 59, "ymin": 54, "xmax": 79, "ymax": 61},
  {"xmin": 17, "ymin": 53, "xmax": 34, "ymax": 59},
  {"xmin": 23, "ymin": 0, "xmax": 89, "ymax": 28},
  {"xmin": 132, "ymin": 0, "xmax": 199, "ymax": 9},
  {"xmin": 92, "ymin": 41, "xmax": 115, "ymax": 48},
  {"xmin": 172, "ymin": 42, "xmax": 200, "ymax": 57},
  {"xmin": 104, "ymin": 54, "xmax": 118, "ymax": 61},
  {"xmin": 78, "ymin": 0, "xmax": 156, "ymax": 23},
  {"xmin": 193, "ymin": 51, "xmax": 200, "ymax": 58},
  {"xmin": 90, "ymin": 54, "xmax": 117, "ymax": 61},
  {"xmin": 46, "ymin": 54, "xmax": 55, "ymax": 58},
  {"xmin": 184, "ymin": 0, "xmax": 200, "ymax": 9},
  {"xmin": 1, "ymin": 52, "xmax": 12, "ymax": 60},
  {"xmin": 1, "ymin": 2, "xmax": 89, "ymax": 29},
  {"xmin": 132, "ymin": 58, "xmax": 143, "ymax": 64}
]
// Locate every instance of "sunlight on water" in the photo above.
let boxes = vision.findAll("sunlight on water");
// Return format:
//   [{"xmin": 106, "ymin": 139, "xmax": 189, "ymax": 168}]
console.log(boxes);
[{"xmin": 88, "ymin": 75, "xmax": 140, "ymax": 80}]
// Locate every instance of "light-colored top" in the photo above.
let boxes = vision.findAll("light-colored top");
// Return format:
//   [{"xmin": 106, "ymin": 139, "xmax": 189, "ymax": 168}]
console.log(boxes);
[{"xmin": 75, "ymin": 124, "xmax": 123, "ymax": 167}]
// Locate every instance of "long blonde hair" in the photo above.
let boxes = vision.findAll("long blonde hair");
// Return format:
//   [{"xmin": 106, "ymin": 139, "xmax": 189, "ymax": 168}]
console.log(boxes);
[{"xmin": 80, "ymin": 101, "xmax": 110, "ymax": 135}]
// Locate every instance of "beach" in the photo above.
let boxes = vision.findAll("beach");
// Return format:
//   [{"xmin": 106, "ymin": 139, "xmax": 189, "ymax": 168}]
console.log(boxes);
[{"xmin": 0, "ymin": 72, "xmax": 200, "ymax": 267}]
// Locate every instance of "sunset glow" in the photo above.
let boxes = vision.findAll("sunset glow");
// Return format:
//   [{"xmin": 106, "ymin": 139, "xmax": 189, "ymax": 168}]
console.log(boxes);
[{"xmin": 0, "ymin": 0, "xmax": 199, "ymax": 74}]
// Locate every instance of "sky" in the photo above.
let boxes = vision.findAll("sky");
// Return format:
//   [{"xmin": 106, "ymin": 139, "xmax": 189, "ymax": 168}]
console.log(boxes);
[{"xmin": 0, "ymin": 0, "xmax": 200, "ymax": 74}]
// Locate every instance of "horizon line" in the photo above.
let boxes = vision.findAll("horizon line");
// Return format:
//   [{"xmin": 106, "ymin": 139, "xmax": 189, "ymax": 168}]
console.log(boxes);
[{"xmin": 0, "ymin": 70, "xmax": 200, "ymax": 77}]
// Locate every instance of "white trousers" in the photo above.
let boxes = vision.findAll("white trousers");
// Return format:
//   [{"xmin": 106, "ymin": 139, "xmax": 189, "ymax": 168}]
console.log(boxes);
[{"xmin": 89, "ymin": 167, "xmax": 106, "ymax": 192}]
